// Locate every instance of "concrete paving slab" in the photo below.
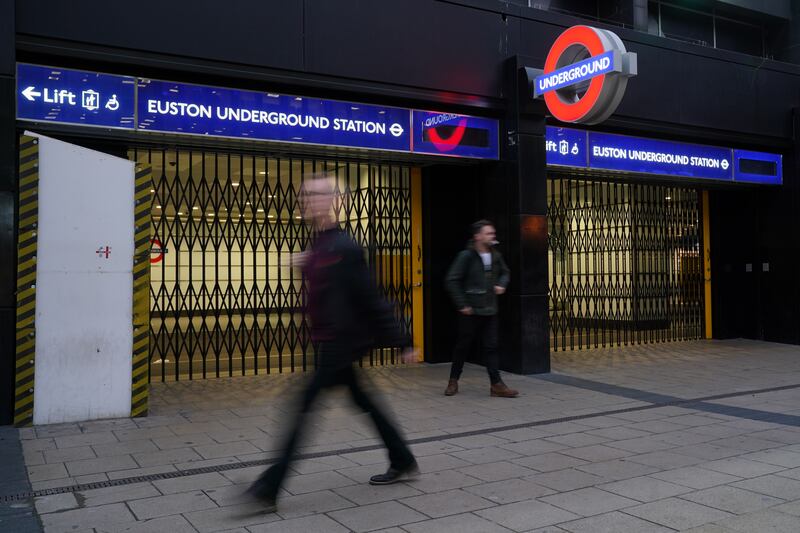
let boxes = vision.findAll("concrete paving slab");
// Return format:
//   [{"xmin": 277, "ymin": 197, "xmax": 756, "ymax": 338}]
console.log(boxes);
[
  {"xmin": 558, "ymin": 510, "xmax": 674, "ymax": 533},
  {"xmin": 328, "ymin": 501, "xmax": 427, "ymax": 532},
  {"xmin": 401, "ymin": 488, "xmax": 495, "ymax": 518},
  {"xmin": 476, "ymin": 499, "xmax": 580, "ymax": 532},
  {"xmin": 402, "ymin": 512, "xmax": 514, "ymax": 533},
  {"xmin": 624, "ymin": 497, "xmax": 735, "ymax": 530},
  {"xmin": 539, "ymin": 487, "xmax": 639, "ymax": 516},
  {"xmin": 598, "ymin": 475, "xmax": 693, "ymax": 502},
  {"xmin": 680, "ymin": 484, "xmax": 785, "ymax": 514}
]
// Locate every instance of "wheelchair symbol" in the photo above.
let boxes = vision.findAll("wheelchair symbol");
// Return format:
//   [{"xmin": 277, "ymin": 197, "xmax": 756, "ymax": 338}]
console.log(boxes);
[{"xmin": 105, "ymin": 94, "xmax": 120, "ymax": 111}]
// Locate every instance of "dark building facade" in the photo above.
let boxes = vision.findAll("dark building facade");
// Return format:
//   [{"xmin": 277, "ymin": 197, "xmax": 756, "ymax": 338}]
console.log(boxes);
[{"xmin": 2, "ymin": 0, "xmax": 799, "ymax": 424}]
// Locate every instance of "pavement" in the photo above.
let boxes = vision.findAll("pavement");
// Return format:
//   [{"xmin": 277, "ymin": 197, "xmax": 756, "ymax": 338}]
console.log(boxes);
[{"xmin": 7, "ymin": 338, "xmax": 800, "ymax": 532}]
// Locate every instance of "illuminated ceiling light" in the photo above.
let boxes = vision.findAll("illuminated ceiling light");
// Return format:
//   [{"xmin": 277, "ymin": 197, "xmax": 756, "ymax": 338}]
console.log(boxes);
[
  {"xmin": 232, "ymin": 182, "xmax": 240, "ymax": 187},
  {"xmin": 665, "ymin": 196, "xmax": 672, "ymax": 200},
  {"xmin": 267, "ymin": 214, "xmax": 275, "ymax": 219},
  {"xmin": 257, "ymin": 208, "xmax": 264, "ymax": 213},
  {"xmin": 192, "ymin": 206, "xmax": 199, "ymax": 210},
  {"xmin": 150, "ymin": 189, "xmax": 155, "ymax": 193},
  {"xmin": 177, "ymin": 211, "xmax": 184, "ymax": 215},
  {"xmin": 155, "ymin": 205, "xmax": 161, "ymax": 209},
  {"xmin": 259, "ymin": 171, "xmax": 266, "ymax": 175},
  {"xmin": 246, "ymin": 201, "xmax": 251, "ymax": 205}
]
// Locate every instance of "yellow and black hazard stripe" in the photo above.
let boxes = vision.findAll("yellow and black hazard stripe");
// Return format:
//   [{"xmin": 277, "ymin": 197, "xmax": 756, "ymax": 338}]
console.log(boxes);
[
  {"xmin": 15, "ymin": 136, "xmax": 39, "ymax": 427},
  {"xmin": 131, "ymin": 166, "xmax": 152, "ymax": 418}
]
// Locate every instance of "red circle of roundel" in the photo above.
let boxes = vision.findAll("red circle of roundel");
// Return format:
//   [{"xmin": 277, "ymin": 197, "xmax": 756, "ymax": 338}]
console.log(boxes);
[
  {"xmin": 150, "ymin": 238, "xmax": 165, "ymax": 264},
  {"xmin": 543, "ymin": 26, "xmax": 606, "ymax": 124}
]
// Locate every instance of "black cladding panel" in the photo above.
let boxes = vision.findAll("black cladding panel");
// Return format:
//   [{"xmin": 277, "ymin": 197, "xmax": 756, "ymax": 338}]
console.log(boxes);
[
  {"xmin": 0, "ymin": 0, "xmax": 12, "ymax": 75},
  {"xmin": 16, "ymin": 0, "xmax": 304, "ymax": 71},
  {"xmin": 305, "ymin": 0, "xmax": 508, "ymax": 98}
]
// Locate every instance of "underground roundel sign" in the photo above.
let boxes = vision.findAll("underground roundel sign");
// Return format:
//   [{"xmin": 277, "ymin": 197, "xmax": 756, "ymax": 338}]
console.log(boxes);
[{"xmin": 533, "ymin": 26, "xmax": 637, "ymax": 125}]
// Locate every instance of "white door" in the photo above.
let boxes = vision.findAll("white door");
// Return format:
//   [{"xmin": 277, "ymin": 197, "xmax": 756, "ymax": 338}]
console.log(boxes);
[{"xmin": 27, "ymin": 132, "xmax": 136, "ymax": 425}]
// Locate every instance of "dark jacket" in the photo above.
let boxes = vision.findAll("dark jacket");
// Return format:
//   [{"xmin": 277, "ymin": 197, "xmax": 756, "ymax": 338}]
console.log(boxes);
[
  {"xmin": 445, "ymin": 242, "xmax": 510, "ymax": 316},
  {"xmin": 305, "ymin": 227, "xmax": 410, "ymax": 365}
]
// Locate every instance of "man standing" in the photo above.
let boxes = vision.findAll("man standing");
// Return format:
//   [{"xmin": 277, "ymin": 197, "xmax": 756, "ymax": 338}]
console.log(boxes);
[
  {"xmin": 247, "ymin": 176, "xmax": 418, "ymax": 513},
  {"xmin": 444, "ymin": 220, "xmax": 518, "ymax": 398}
]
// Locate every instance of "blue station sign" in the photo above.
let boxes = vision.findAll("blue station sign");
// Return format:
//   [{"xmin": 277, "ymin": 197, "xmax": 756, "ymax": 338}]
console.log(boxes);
[
  {"xmin": 137, "ymin": 79, "xmax": 412, "ymax": 152},
  {"xmin": 16, "ymin": 63, "xmax": 136, "ymax": 129},
  {"xmin": 16, "ymin": 63, "xmax": 499, "ymax": 160},
  {"xmin": 588, "ymin": 132, "xmax": 734, "ymax": 181},
  {"xmin": 545, "ymin": 126, "xmax": 587, "ymax": 168},
  {"xmin": 546, "ymin": 127, "xmax": 782, "ymax": 185}
]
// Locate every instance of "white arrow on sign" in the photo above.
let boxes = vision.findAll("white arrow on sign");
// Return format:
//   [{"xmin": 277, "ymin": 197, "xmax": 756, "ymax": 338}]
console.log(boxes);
[
  {"xmin": 21, "ymin": 86, "xmax": 42, "ymax": 101},
  {"xmin": 389, "ymin": 123, "xmax": 404, "ymax": 138}
]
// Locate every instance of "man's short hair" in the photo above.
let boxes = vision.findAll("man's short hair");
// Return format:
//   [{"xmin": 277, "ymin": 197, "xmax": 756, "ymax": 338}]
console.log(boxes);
[{"xmin": 471, "ymin": 219, "xmax": 494, "ymax": 236}]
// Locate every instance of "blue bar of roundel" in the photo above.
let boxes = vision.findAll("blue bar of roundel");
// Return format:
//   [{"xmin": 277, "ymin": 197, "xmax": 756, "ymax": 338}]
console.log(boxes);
[
  {"xmin": 16, "ymin": 63, "xmax": 136, "ymax": 129},
  {"xmin": 588, "ymin": 132, "xmax": 734, "ymax": 181},
  {"xmin": 534, "ymin": 51, "xmax": 616, "ymax": 96},
  {"xmin": 137, "ymin": 79, "xmax": 412, "ymax": 152},
  {"xmin": 545, "ymin": 126, "xmax": 587, "ymax": 168},
  {"xmin": 733, "ymin": 150, "xmax": 782, "ymax": 185},
  {"xmin": 411, "ymin": 111, "xmax": 499, "ymax": 159}
]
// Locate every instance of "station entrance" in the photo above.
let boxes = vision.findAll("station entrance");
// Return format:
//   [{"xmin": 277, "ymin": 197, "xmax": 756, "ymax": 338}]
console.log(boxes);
[
  {"xmin": 128, "ymin": 147, "xmax": 418, "ymax": 382},
  {"xmin": 548, "ymin": 175, "xmax": 706, "ymax": 351}
]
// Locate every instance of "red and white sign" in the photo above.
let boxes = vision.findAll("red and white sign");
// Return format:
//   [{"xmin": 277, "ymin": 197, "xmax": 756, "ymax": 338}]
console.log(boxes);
[
  {"xmin": 150, "ymin": 238, "xmax": 167, "ymax": 264},
  {"xmin": 531, "ymin": 26, "xmax": 637, "ymax": 125}
]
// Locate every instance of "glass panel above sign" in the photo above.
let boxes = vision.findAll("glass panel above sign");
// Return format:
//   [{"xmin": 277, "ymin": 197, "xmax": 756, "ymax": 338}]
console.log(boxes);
[
  {"xmin": 411, "ymin": 111, "xmax": 499, "ymax": 159},
  {"xmin": 16, "ymin": 63, "xmax": 499, "ymax": 160},
  {"xmin": 545, "ymin": 126, "xmax": 782, "ymax": 185},
  {"xmin": 733, "ymin": 150, "xmax": 782, "ymax": 185}
]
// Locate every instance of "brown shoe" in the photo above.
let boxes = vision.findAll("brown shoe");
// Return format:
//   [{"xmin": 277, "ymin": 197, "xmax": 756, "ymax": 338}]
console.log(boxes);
[
  {"xmin": 490, "ymin": 382, "xmax": 519, "ymax": 398},
  {"xmin": 444, "ymin": 379, "xmax": 459, "ymax": 396}
]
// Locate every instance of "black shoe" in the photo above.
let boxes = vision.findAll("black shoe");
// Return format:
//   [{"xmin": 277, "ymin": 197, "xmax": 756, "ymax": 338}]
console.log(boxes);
[
  {"xmin": 244, "ymin": 483, "xmax": 278, "ymax": 513},
  {"xmin": 369, "ymin": 461, "xmax": 419, "ymax": 485}
]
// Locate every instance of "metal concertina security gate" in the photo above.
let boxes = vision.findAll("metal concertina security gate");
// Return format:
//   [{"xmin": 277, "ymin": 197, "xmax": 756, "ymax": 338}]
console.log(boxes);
[
  {"xmin": 548, "ymin": 176, "xmax": 704, "ymax": 351},
  {"xmin": 128, "ymin": 147, "xmax": 413, "ymax": 382}
]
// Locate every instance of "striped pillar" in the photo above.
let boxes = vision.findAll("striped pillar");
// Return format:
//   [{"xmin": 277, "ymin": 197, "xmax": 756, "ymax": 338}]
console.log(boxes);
[
  {"xmin": 14, "ymin": 136, "xmax": 39, "ymax": 427},
  {"xmin": 131, "ymin": 166, "xmax": 152, "ymax": 417}
]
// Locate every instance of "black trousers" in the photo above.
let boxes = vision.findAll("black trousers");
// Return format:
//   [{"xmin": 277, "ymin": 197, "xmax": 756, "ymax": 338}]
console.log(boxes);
[
  {"xmin": 450, "ymin": 314, "xmax": 501, "ymax": 384},
  {"xmin": 252, "ymin": 348, "xmax": 414, "ymax": 499}
]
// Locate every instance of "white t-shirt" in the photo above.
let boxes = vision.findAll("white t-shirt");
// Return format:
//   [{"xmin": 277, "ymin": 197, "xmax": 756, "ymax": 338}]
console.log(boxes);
[{"xmin": 479, "ymin": 252, "xmax": 492, "ymax": 270}]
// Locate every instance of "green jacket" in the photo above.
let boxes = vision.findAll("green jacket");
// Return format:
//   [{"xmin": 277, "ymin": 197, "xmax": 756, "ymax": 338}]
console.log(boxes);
[{"xmin": 445, "ymin": 243, "xmax": 510, "ymax": 316}]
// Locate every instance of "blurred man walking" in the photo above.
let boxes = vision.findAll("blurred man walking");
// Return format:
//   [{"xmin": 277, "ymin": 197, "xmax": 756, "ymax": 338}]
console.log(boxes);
[
  {"xmin": 444, "ymin": 220, "xmax": 518, "ymax": 398},
  {"xmin": 247, "ymin": 176, "xmax": 418, "ymax": 513}
]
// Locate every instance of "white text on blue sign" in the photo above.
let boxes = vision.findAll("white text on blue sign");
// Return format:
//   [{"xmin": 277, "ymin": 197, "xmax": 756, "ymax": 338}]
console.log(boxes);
[{"xmin": 534, "ymin": 51, "xmax": 617, "ymax": 96}]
